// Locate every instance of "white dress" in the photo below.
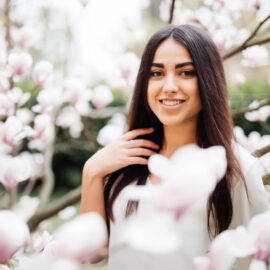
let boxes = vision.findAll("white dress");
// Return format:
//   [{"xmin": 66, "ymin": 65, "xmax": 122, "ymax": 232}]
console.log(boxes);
[{"xmin": 108, "ymin": 144, "xmax": 269, "ymax": 270}]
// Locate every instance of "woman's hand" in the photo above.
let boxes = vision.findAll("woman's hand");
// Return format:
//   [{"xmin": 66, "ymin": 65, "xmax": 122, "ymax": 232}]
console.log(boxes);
[{"xmin": 85, "ymin": 128, "xmax": 159, "ymax": 179}]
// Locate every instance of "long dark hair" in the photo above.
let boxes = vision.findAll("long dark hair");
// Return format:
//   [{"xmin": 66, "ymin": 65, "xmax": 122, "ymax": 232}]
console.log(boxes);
[{"xmin": 104, "ymin": 24, "xmax": 245, "ymax": 236}]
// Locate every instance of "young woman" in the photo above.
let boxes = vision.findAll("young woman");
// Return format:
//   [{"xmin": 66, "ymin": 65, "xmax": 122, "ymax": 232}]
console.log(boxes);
[{"xmin": 81, "ymin": 25, "xmax": 268, "ymax": 269}]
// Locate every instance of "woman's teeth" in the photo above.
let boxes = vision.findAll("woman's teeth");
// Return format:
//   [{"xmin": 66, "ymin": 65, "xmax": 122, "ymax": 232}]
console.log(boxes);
[{"xmin": 160, "ymin": 100, "xmax": 183, "ymax": 106}]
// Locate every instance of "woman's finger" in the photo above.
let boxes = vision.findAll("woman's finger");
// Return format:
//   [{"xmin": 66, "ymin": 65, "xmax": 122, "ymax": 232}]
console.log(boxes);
[
  {"xmin": 125, "ymin": 139, "xmax": 159, "ymax": 150},
  {"xmin": 127, "ymin": 157, "xmax": 149, "ymax": 166},
  {"xmin": 127, "ymin": 148, "xmax": 157, "ymax": 157},
  {"xmin": 121, "ymin": 128, "xmax": 154, "ymax": 141}
]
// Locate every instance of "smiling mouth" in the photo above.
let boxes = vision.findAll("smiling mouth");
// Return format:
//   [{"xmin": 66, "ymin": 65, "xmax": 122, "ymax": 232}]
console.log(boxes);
[{"xmin": 159, "ymin": 99, "xmax": 186, "ymax": 106}]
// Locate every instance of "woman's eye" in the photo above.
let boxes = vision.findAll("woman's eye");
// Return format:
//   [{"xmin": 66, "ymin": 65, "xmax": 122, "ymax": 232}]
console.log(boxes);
[
  {"xmin": 150, "ymin": 71, "xmax": 162, "ymax": 77},
  {"xmin": 180, "ymin": 70, "xmax": 196, "ymax": 77}
]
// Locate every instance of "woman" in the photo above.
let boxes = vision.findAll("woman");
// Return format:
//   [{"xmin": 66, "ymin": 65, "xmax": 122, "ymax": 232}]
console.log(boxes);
[{"xmin": 81, "ymin": 25, "xmax": 268, "ymax": 269}]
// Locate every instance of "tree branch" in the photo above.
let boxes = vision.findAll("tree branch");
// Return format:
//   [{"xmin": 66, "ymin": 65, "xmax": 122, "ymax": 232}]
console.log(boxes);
[
  {"xmin": 253, "ymin": 144, "xmax": 270, "ymax": 158},
  {"xmin": 4, "ymin": 0, "xmax": 11, "ymax": 51},
  {"xmin": 37, "ymin": 144, "xmax": 55, "ymax": 210},
  {"xmin": 27, "ymin": 186, "xmax": 81, "ymax": 232},
  {"xmin": 168, "ymin": 0, "xmax": 176, "ymax": 24},
  {"xmin": 232, "ymin": 98, "xmax": 270, "ymax": 118},
  {"xmin": 223, "ymin": 15, "xmax": 270, "ymax": 60}
]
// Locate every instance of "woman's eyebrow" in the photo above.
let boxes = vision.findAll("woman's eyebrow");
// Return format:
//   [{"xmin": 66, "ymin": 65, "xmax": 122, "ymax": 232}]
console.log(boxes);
[{"xmin": 151, "ymin": 62, "xmax": 194, "ymax": 68}]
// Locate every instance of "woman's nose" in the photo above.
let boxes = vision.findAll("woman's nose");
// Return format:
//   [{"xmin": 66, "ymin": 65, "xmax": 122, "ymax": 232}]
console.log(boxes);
[{"xmin": 162, "ymin": 74, "xmax": 178, "ymax": 93}]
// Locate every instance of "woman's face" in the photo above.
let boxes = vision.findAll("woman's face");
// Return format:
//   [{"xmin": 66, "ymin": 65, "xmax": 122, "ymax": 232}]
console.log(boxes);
[{"xmin": 147, "ymin": 38, "xmax": 202, "ymax": 128}]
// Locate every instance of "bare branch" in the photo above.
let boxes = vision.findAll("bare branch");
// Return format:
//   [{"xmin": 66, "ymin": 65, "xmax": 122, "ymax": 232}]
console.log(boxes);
[
  {"xmin": 168, "ymin": 0, "xmax": 176, "ymax": 24},
  {"xmin": 242, "ymin": 15, "xmax": 270, "ymax": 47},
  {"xmin": 27, "ymin": 186, "xmax": 81, "ymax": 232},
  {"xmin": 37, "ymin": 144, "xmax": 55, "ymax": 210},
  {"xmin": 232, "ymin": 98, "xmax": 270, "ymax": 118},
  {"xmin": 4, "ymin": 0, "xmax": 12, "ymax": 51},
  {"xmin": 223, "ymin": 15, "xmax": 270, "ymax": 60},
  {"xmin": 253, "ymin": 144, "xmax": 270, "ymax": 158}
]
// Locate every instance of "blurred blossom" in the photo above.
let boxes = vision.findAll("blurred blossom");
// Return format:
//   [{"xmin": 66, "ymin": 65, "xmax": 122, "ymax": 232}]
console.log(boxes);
[
  {"xmin": 241, "ymin": 45, "xmax": 269, "ymax": 67},
  {"xmin": 233, "ymin": 28, "xmax": 250, "ymax": 46},
  {"xmin": 14, "ymin": 196, "xmax": 39, "ymax": 221},
  {"xmin": 28, "ymin": 114, "xmax": 55, "ymax": 151},
  {"xmin": 231, "ymin": 72, "xmax": 246, "ymax": 87},
  {"xmin": 0, "ymin": 77, "xmax": 10, "ymax": 92},
  {"xmin": 159, "ymin": 0, "xmax": 182, "ymax": 22},
  {"xmin": 79, "ymin": 0, "xmax": 90, "ymax": 7},
  {"xmin": 56, "ymin": 106, "xmax": 83, "ymax": 138},
  {"xmin": 16, "ymin": 108, "xmax": 34, "ymax": 125},
  {"xmin": 32, "ymin": 61, "xmax": 53, "ymax": 86},
  {"xmin": 11, "ymin": 26, "xmax": 38, "ymax": 49},
  {"xmin": 91, "ymin": 85, "xmax": 113, "ymax": 109},
  {"xmin": 32, "ymin": 88, "xmax": 64, "ymax": 113},
  {"xmin": 173, "ymin": 9, "xmax": 197, "ymax": 25},
  {"xmin": 43, "ymin": 70, "xmax": 64, "ymax": 89},
  {"xmin": 194, "ymin": 226, "xmax": 255, "ymax": 270},
  {"xmin": 8, "ymin": 52, "xmax": 33, "ymax": 76},
  {"xmin": 250, "ymin": 0, "xmax": 262, "ymax": 9},
  {"xmin": 245, "ymin": 100, "xmax": 270, "ymax": 122},
  {"xmin": 0, "ymin": 116, "xmax": 31, "ymax": 147},
  {"xmin": 0, "ymin": 93, "xmax": 15, "ymax": 116},
  {"xmin": 58, "ymin": 206, "xmax": 77, "ymax": 220},
  {"xmin": 0, "ymin": 265, "xmax": 11, "ymax": 270},
  {"xmin": 19, "ymin": 152, "xmax": 44, "ymax": 180},
  {"xmin": 97, "ymin": 114, "xmax": 126, "ymax": 146},
  {"xmin": 44, "ymin": 213, "xmax": 107, "ymax": 263},
  {"xmin": 32, "ymin": 231, "xmax": 53, "ymax": 253},
  {"xmin": 64, "ymin": 77, "xmax": 92, "ymax": 115},
  {"xmin": 194, "ymin": 7, "xmax": 213, "ymax": 28},
  {"xmin": 0, "ymin": 155, "xmax": 31, "ymax": 188},
  {"xmin": 0, "ymin": 210, "xmax": 30, "ymax": 264},
  {"xmin": 6, "ymin": 87, "xmax": 30, "ymax": 108}
]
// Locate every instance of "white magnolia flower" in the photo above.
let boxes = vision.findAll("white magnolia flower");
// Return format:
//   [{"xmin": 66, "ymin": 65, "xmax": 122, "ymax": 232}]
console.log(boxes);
[
  {"xmin": 32, "ymin": 231, "xmax": 53, "ymax": 253},
  {"xmin": 245, "ymin": 100, "xmax": 270, "ymax": 122},
  {"xmin": 91, "ymin": 85, "xmax": 113, "ymax": 109},
  {"xmin": 11, "ymin": 26, "xmax": 37, "ymax": 49},
  {"xmin": 32, "ymin": 61, "xmax": 53, "ymax": 86},
  {"xmin": 44, "ymin": 213, "xmax": 107, "ymax": 263},
  {"xmin": 0, "ymin": 93, "xmax": 15, "ymax": 116},
  {"xmin": 58, "ymin": 206, "xmax": 77, "ymax": 220},
  {"xmin": 15, "ymin": 108, "xmax": 34, "ymax": 125},
  {"xmin": 0, "ymin": 76, "xmax": 10, "ymax": 92},
  {"xmin": 8, "ymin": 52, "xmax": 33, "ymax": 76},
  {"xmin": 56, "ymin": 106, "xmax": 83, "ymax": 138},
  {"xmin": 6, "ymin": 87, "xmax": 30, "ymax": 107},
  {"xmin": 242, "ymin": 45, "xmax": 269, "ymax": 67},
  {"xmin": 14, "ymin": 196, "xmax": 39, "ymax": 221},
  {"xmin": 231, "ymin": 72, "xmax": 246, "ymax": 87},
  {"xmin": 0, "ymin": 210, "xmax": 30, "ymax": 264}
]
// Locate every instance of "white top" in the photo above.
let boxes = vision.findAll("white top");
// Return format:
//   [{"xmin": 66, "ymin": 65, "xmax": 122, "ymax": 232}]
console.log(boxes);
[{"xmin": 108, "ymin": 144, "xmax": 269, "ymax": 270}]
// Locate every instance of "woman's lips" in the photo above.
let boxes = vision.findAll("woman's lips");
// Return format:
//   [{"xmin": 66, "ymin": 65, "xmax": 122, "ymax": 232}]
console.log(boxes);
[{"xmin": 159, "ymin": 99, "xmax": 186, "ymax": 110}]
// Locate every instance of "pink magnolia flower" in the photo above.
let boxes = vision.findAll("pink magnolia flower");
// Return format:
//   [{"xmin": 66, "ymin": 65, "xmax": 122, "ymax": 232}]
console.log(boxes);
[
  {"xmin": 43, "ymin": 213, "xmax": 107, "ymax": 263},
  {"xmin": 231, "ymin": 72, "xmax": 246, "ymax": 87},
  {"xmin": 32, "ymin": 231, "xmax": 53, "ymax": 253},
  {"xmin": 0, "ymin": 155, "xmax": 31, "ymax": 188},
  {"xmin": 79, "ymin": 0, "xmax": 90, "ymax": 7},
  {"xmin": 0, "ymin": 93, "xmax": 15, "ymax": 116},
  {"xmin": 8, "ymin": 52, "xmax": 33, "ymax": 76},
  {"xmin": 91, "ymin": 85, "xmax": 113, "ymax": 109},
  {"xmin": 0, "ymin": 77, "xmax": 10, "ymax": 92},
  {"xmin": 11, "ymin": 26, "xmax": 37, "ymax": 49},
  {"xmin": 245, "ymin": 100, "xmax": 270, "ymax": 122},
  {"xmin": 32, "ymin": 88, "xmax": 64, "ymax": 113},
  {"xmin": 0, "ymin": 116, "xmax": 30, "ymax": 147},
  {"xmin": 15, "ymin": 108, "xmax": 34, "ymax": 125},
  {"xmin": 14, "ymin": 195, "xmax": 39, "ymax": 221},
  {"xmin": 6, "ymin": 87, "xmax": 30, "ymax": 107},
  {"xmin": 28, "ymin": 114, "xmax": 54, "ymax": 151},
  {"xmin": 32, "ymin": 61, "xmax": 53, "ymax": 86},
  {"xmin": 56, "ymin": 106, "xmax": 83, "ymax": 138},
  {"xmin": 241, "ymin": 46, "xmax": 269, "ymax": 67},
  {"xmin": 0, "ymin": 210, "xmax": 30, "ymax": 264}
]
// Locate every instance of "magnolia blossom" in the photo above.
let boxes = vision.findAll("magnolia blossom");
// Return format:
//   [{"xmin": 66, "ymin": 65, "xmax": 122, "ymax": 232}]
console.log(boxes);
[
  {"xmin": 11, "ymin": 26, "xmax": 37, "ymax": 49},
  {"xmin": 32, "ymin": 231, "xmax": 53, "ymax": 253},
  {"xmin": 28, "ymin": 114, "xmax": 55, "ymax": 151},
  {"xmin": 14, "ymin": 196, "xmax": 39, "ymax": 221},
  {"xmin": 56, "ymin": 106, "xmax": 83, "ymax": 138},
  {"xmin": 0, "ymin": 93, "xmax": 15, "ymax": 116},
  {"xmin": 58, "ymin": 206, "xmax": 77, "ymax": 220},
  {"xmin": 32, "ymin": 61, "xmax": 53, "ymax": 86},
  {"xmin": 0, "ymin": 210, "xmax": 30, "ymax": 264},
  {"xmin": 6, "ymin": 87, "xmax": 30, "ymax": 108},
  {"xmin": 0, "ymin": 77, "xmax": 10, "ymax": 92},
  {"xmin": 64, "ymin": 77, "xmax": 92, "ymax": 115},
  {"xmin": 91, "ymin": 85, "xmax": 113, "ymax": 109},
  {"xmin": 8, "ymin": 52, "xmax": 33, "ymax": 76},
  {"xmin": 231, "ymin": 72, "xmax": 246, "ymax": 87},
  {"xmin": 97, "ymin": 115, "xmax": 126, "ymax": 146},
  {"xmin": 241, "ymin": 45, "xmax": 269, "ymax": 67},
  {"xmin": 0, "ymin": 155, "xmax": 31, "ymax": 188},
  {"xmin": 32, "ymin": 88, "xmax": 64, "ymax": 113},
  {"xmin": 44, "ymin": 213, "xmax": 107, "ymax": 263},
  {"xmin": 79, "ymin": 0, "xmax": 90, "ymax": 7},
  {"xmin": 15, "ymin": 108, "xmax": 34, "ymax": 125},
  {"xmin": 0, "ymin": 116, "xmax": 31, "ymax": 147},
  {"xmin": 245, "ymin": 100, "xmax": 270, "ymax": 122}
]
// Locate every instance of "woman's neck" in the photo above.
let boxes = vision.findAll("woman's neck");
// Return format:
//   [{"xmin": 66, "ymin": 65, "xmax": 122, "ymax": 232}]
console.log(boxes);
[{"xmin": 160, "ymin": 121, "xmax": 198, "ymax": 158}]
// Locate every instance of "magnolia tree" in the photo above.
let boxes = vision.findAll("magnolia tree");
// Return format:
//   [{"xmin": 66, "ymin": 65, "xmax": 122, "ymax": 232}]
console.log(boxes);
[{"xmin": 0, "ymin": 0, "xmax": 270, "ymax": 269}]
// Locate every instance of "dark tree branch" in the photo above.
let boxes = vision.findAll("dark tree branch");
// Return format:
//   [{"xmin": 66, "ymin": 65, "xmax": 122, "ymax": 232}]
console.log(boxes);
[
  {"xmin": 27, "ymin": 186, "xmax": 82, "ymax": 232},
  {"xmin": 253, "ymin": 144, "xmax": 270, "ymax": 158},
  {"xmin": 232, "ymin": 98, "xmax": 270, "ymax": 118},
  {"xmin": 4, "ymin": 0, "xmax": 11, "ymax": 51},
  {"xmin": 223, "ymin": 14, "xmax": 270, "ymax": 60},
  {"xmin": 168, "ymin": 0, "xmax": 176, "ymax": 24}
]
